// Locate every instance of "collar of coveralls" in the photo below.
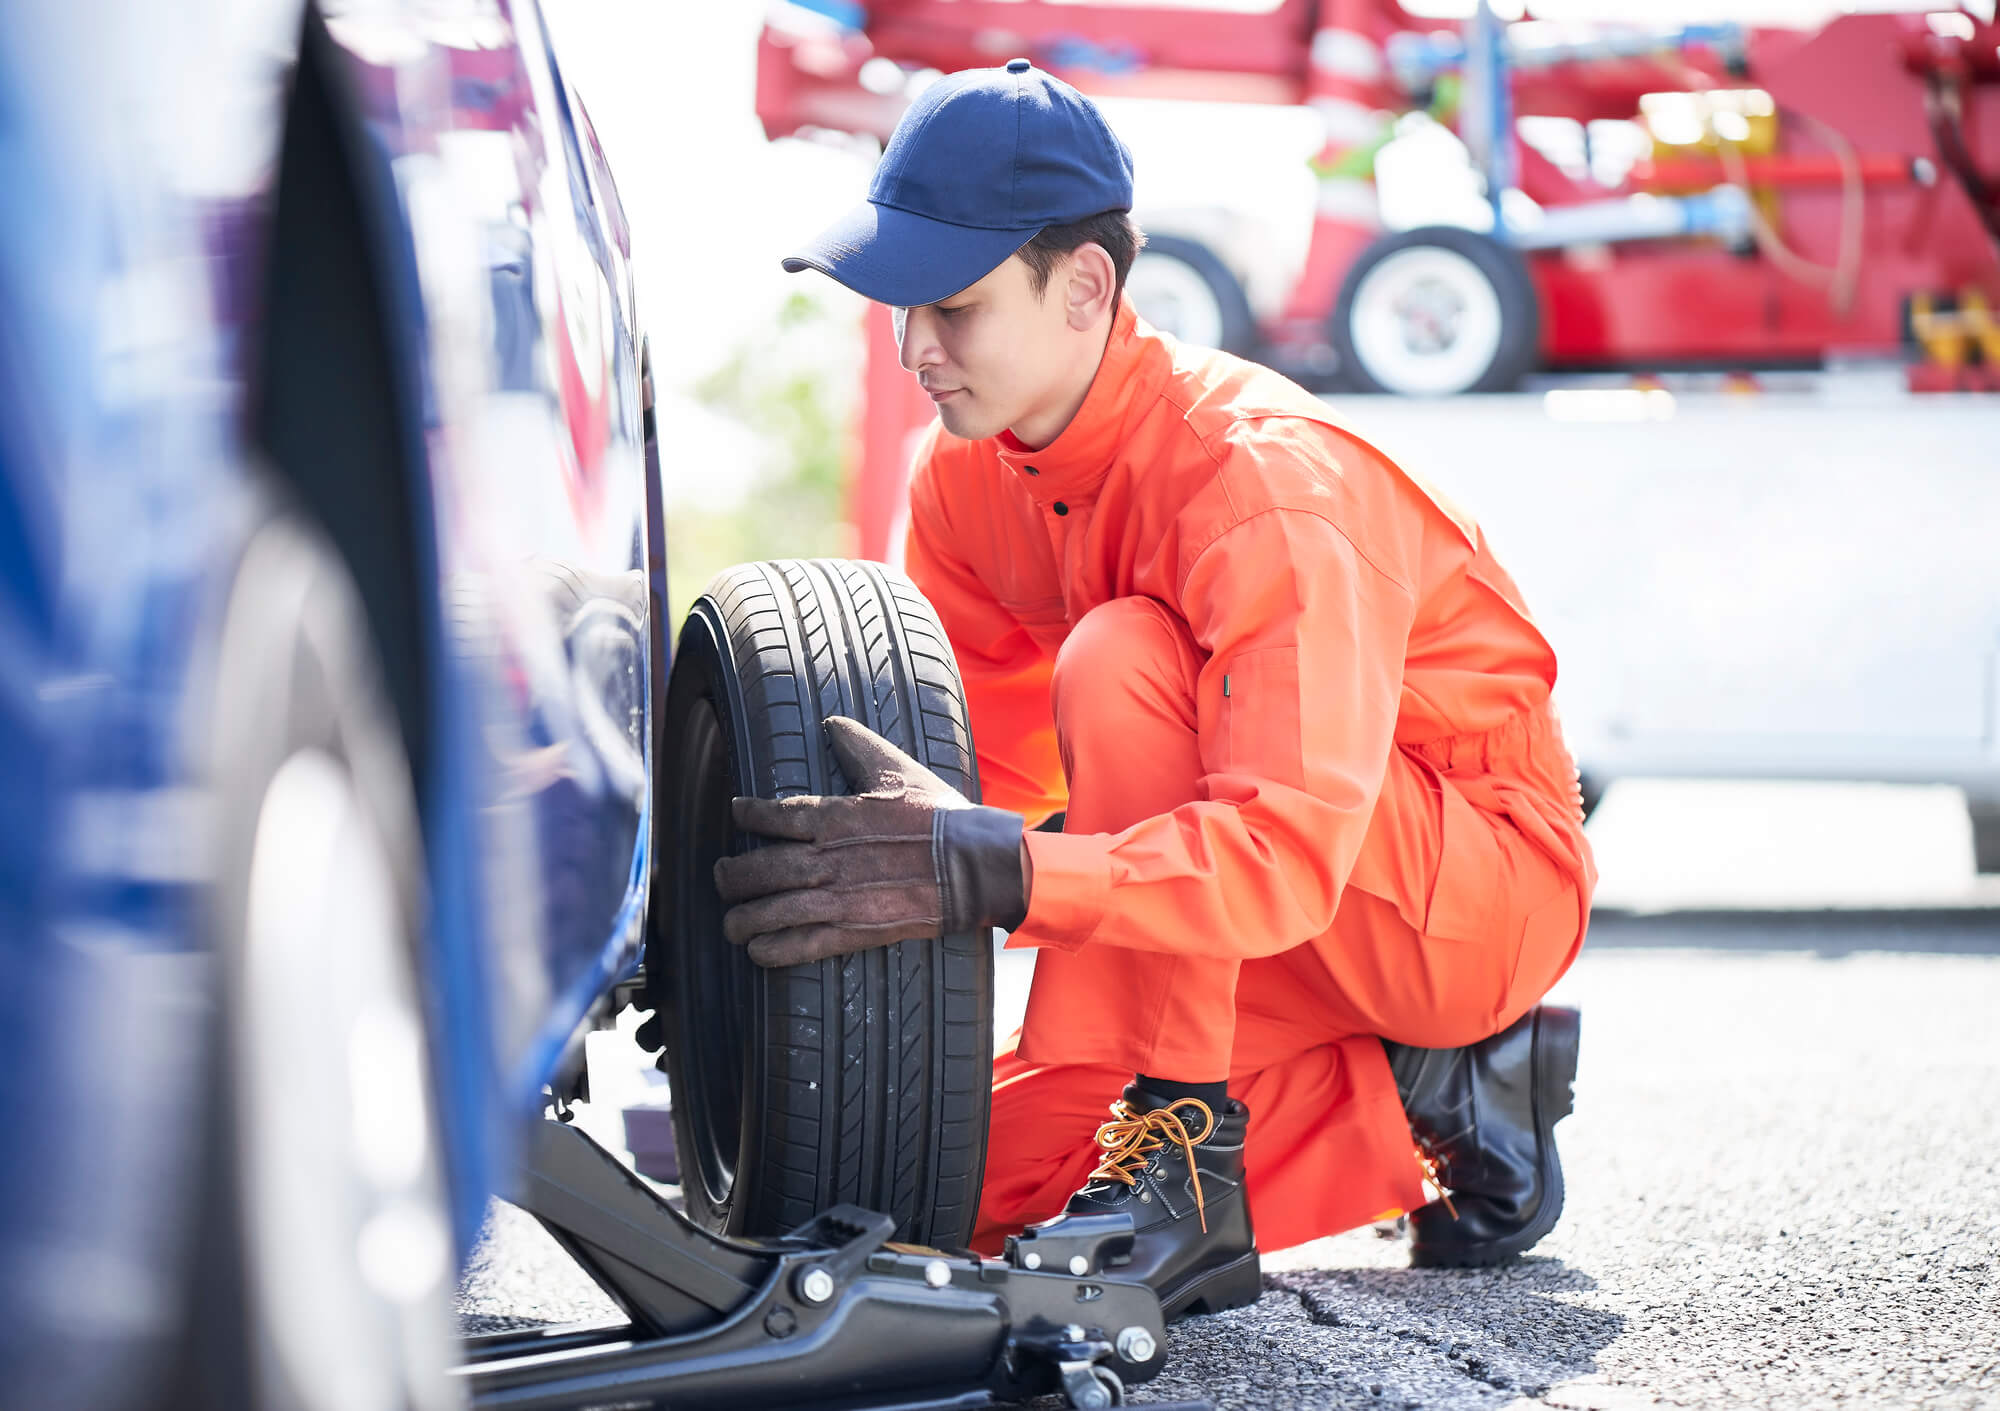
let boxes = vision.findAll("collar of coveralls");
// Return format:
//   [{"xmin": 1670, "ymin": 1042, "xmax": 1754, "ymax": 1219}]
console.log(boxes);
[{"xmin": 991, "ymin": 294, "xmax": 1173, "ymax": 506}]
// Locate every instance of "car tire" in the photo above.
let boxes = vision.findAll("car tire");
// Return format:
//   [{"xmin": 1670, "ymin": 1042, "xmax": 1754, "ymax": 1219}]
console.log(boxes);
[
  {"xmin": 652, "ymin": 559, "xmax": 993, "ymax": 1248},
  {"xmin": 1331, "ymin": 226, "xmax": 1540, "ymax": 396},
  {"xmin": 189, "ymin": 510, "xmax": 458, "ymax": 1411},
  {"xmin": 1128, "ymin": 233, "xmax": 1261, "ymax": 357}
]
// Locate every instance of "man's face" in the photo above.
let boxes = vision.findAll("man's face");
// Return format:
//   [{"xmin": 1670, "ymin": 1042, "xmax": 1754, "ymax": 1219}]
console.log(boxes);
[{"xmin": 893, "ymin": 254, "xmax": 1076, "ymax": 444}]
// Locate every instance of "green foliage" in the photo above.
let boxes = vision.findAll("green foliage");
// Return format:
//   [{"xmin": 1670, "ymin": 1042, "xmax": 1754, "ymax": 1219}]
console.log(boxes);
[{"xmin": 663, "ymin": 289, "xmax": 862, "ymax": 623}]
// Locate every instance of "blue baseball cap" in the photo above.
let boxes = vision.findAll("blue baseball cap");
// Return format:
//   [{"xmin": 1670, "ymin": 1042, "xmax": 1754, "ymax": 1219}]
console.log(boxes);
[{"xmin": 783, "ymin": 59, "xmax": 1134, "ymax": 307}]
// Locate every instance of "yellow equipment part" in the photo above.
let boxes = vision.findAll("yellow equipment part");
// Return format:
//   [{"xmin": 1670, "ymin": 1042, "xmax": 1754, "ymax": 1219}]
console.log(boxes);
[
  {"xmin": 1910, "ymin": 292, "xmax": 1968, "ymax": 368},
  {"xmin": 1959, "ymin": 289, "xmax": 2000, "ymax": 365}
]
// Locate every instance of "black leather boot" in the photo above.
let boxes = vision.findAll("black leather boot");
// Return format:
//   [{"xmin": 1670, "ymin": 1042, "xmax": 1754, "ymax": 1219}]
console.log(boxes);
[
  {"xmin": 1383, "ymin": 1005, "xmax": 1580, "ymax": 1268},
  {"xmin": 1007, "ymin": 1085, "xmax": 1261, "ymax": 1320}
]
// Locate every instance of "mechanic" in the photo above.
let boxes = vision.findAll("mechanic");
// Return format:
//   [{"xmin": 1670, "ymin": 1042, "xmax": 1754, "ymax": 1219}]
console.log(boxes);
[{"xmin": 715, "ymin": 61, "xmax": 1596, "ymax": 1318}]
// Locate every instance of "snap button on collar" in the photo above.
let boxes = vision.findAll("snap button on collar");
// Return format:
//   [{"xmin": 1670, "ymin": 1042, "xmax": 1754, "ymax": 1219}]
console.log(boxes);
[{"xmin": 1053, "ymin": 502, "xmax": 1069, "ymax": 516}]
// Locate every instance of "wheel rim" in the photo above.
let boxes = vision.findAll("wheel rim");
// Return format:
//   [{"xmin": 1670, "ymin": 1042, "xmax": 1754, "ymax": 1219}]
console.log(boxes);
[
  {"xmin": 672, "ymin": 696, "xmax": 754, "ymax": 1214},
  {"xmin": 1349, "ymin": 245, "xmax": 1505, "ymax": 395},
  {"xmin": 1127, "ymin": 250, "xmax": 1226, "ymax": 350},
  {"xmin": 240, "ymin": 748, "xmax": 455, "ymax": 1411}
]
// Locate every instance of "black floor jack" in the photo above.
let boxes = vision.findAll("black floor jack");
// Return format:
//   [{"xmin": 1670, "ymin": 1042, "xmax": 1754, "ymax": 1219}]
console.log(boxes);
[{"xmin": 455, "ymin": 1119, "xmax": 1218, "ymax": 1410}]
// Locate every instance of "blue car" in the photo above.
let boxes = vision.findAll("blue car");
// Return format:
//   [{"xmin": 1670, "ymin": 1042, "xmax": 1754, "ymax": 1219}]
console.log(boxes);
[{"xmin": 0, "ymin": 3, "xmax": 1007, "ymax": 1408}]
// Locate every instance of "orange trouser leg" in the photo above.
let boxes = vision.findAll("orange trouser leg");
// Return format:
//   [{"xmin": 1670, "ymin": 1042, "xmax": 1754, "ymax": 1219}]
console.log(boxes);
[
  {"xmin": 988, "ymin": 597, "xmax": 1593, "ymax": 1252},
  {"xmin": 973, "ymin": 1030, "xmax": 1424, "ymax": 1255},
  {"xmin": 1016, "ymin": 595, "xmax": 1243, "ymax": 1080},
  {"xmin": 1320, "ymin": 704, "xmax": 1593, "ymax": 1050}
]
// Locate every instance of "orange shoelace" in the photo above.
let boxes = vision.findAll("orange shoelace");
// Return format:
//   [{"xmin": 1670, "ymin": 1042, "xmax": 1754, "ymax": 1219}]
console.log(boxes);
[
  {"xmin": 1417, "ymin": 1147, "xmax": 1460, "ymax": 1220},
  {"xmin": 1085, "ymin": 1097, "xmax": 1215, "ymax": 1233}
]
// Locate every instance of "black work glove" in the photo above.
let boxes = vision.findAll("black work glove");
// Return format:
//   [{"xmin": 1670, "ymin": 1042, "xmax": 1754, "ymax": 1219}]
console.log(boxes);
[{"xmin": 713, "ymin": 716, "xmax": 1028, "ymax": 967}]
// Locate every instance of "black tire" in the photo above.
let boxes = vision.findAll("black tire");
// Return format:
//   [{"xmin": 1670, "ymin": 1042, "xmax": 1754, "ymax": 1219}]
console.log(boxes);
[
  {"xmin": 1969, "ymin": 799, "xmax": 2000, "ymax": 875},
  {"xmin": 1331, "ymin": 225, "xmax": 1540, "ymax": 395},
  {"xmin": 1579, "ymin": 772, "xmax": 1608, "ymax": 823},
  {"xmin": 1129, "ymin": 233, "xmax": 1261, "ymax": 357},
  {"xmin": 185, "ymin": 511, "xmax": 455, "ymax": 1411},
  {"xmin": 651, "ymin": 559, "xmax": 993, "ymax": 1248}
]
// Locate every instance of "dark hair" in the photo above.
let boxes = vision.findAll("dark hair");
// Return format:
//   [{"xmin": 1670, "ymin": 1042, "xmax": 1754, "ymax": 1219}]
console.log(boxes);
[{"xmin": 1016, "ymin": 210, "xmax": 1146, "ymax": 304}]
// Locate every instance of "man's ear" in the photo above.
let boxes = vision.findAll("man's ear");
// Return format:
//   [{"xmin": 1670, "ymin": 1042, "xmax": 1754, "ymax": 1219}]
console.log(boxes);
[{"xmin": 1063, "ymin": 242, "xmax": 1117, "ymax": 331}]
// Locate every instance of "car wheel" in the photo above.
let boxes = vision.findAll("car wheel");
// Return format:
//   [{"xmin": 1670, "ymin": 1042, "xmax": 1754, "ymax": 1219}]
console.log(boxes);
[
  {"xmin": 1331, "ymin": 226, "xmax": 1539, "ymax": 395},
  {"xmin": 652, "ymin": 559, "xmax": 993, "ymax": 1248},
  {"xmin": 1128, "ymin": 234, "xmax": 1260, "ymax": 357},
  {"xmin": 195, "ymin": 511, "xmax": 458, "ymax": 1411}
]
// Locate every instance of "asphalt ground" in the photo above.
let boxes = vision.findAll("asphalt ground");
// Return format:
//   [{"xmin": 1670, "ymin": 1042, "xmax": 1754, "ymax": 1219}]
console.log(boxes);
[
  {"xmin": 457, "ymin": 781, "xmax": 2000, "ymax": 1409},
  {"xmin": 1136, "ymin": 932, "xmax": 2000, "ymax": 1411}
]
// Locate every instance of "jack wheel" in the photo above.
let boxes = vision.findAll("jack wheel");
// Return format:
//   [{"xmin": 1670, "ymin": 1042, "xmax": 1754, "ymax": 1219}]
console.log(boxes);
[{"xmin": 1061, "ymin": 1362, "xmax": 1127, "ymax": 1409}]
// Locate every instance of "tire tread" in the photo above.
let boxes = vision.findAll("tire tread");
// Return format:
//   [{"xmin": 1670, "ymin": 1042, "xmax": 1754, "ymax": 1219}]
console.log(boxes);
[{"xmin": 671, "ymin": 557, "xmax": 991, "ymax": 1246}]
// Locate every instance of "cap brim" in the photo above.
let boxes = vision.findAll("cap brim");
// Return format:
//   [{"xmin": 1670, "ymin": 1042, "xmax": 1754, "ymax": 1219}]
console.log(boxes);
[{"xmin": 782, "ymin": 200, "xmax": 1037, "ymax": 307}]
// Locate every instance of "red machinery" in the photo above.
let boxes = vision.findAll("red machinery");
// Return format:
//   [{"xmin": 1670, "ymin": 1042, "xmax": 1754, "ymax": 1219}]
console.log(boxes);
[{"xmin": 755, "ymin": 1, "xmax": 2000, "ymax": 556}]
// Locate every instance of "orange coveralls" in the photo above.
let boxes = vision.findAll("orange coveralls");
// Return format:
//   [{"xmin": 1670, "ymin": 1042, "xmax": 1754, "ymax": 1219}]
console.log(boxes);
[{"xmin": 902, "ymin": 298, "xmax": 1596, "ymax": 1255}]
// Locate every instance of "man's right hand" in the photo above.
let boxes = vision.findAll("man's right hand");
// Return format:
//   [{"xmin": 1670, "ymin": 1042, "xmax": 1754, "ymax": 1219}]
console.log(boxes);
[{"xmin": 714, "ymin": 716, "xmax": 1028, "ymax": 967}]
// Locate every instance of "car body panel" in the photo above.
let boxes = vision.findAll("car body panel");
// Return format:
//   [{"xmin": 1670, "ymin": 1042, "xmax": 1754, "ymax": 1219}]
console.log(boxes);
[{"xmin": 0, "ymin": 0, "xmax": 657, "ymax": 1401}]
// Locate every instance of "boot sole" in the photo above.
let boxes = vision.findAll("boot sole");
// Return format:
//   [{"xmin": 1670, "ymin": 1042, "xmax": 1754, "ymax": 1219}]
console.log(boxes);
[
  {"xmin": 1158, "ymin": 1249, "xmax": 1263, "ymax": 1321},
  {"xmin": 1411, "ymin": 1005, "xmax": 1580, "ymax": 1268}
]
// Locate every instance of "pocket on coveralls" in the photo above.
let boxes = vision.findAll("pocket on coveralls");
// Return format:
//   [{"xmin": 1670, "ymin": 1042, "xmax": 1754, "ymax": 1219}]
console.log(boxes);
[
  {"xmin": 1417, "ymin": 760, "xmax": 1507, "ymax": 946},
  {"xmin": 1399, "ymin": 753, "xmax": 1520, "ymax": 1045},
  {"xmin": 1222, "ymin": 646, "xmax": 1303, "ymax": 781},
  {"xmin": 1501, "ymin": 882, "xmax": 1582, "ymax": 1025},
  {"xmin": 1492, "ymin": 781, "xmax": 1588, "ymax": 1018}
]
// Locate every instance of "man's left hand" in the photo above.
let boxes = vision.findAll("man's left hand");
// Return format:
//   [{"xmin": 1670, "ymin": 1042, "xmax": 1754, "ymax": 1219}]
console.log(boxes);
[{"xmin": 714, "ymin": 716, "xmax": 1028, "ymax": 967}]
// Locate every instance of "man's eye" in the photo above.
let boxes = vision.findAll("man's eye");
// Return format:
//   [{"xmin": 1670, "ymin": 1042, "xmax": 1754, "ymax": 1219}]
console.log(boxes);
[{"xmin": 938, "ymin": 305, "xmax": 968, "ymax": 319}]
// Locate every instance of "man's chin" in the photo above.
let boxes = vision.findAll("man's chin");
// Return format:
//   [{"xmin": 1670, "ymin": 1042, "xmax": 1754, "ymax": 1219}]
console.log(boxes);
[{"xmin": 936, "ymin": 400, "xmax": 1001, "ymax": 442}]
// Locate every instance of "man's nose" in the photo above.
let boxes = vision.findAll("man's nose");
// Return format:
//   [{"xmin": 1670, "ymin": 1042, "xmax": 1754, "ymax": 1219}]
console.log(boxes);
[{"xmin": 896, "ymin": 308, "xmax": 939, "ymax": 375}]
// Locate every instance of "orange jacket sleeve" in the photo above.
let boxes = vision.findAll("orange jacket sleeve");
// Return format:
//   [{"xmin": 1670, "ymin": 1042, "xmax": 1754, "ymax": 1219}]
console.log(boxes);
[
  {"xmin": 1012, "ymin": 507, "xmax": 1416, "ymax": 957},
  {"xmin": 903, "ymin": 461, "xmax": 1069, "ymax": 828}
]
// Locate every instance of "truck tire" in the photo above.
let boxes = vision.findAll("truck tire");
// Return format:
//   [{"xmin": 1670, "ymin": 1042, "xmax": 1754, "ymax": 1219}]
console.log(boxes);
[
  {"xmin": 1578, "ymin": 772, "xmax": 1608, "ymax": 823},
  {"xmin": 1969, "ymin": 799, "xmax": 2000, "ymax": 874},
  {"xmin": 1331, "ymin": 225, "xmax": 1540, "ymax": 396},
  {"xmin": 1128, "ymin": 233, "xmax": 1261, "ymax": 357},
  {"xmin": 652, "ymin": 559, "xmax": 993, "ymax": 1249}
]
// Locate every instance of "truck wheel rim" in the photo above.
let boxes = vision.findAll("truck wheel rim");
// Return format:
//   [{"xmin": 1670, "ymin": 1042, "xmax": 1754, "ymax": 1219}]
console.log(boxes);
[
  {"xmin": 1128, "ymin": 251, "xmax": 1226, "ymax": 350},
  {"xmin": 1350, "ymin": 245, "xmax": 1504, "ymax": 395}
]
